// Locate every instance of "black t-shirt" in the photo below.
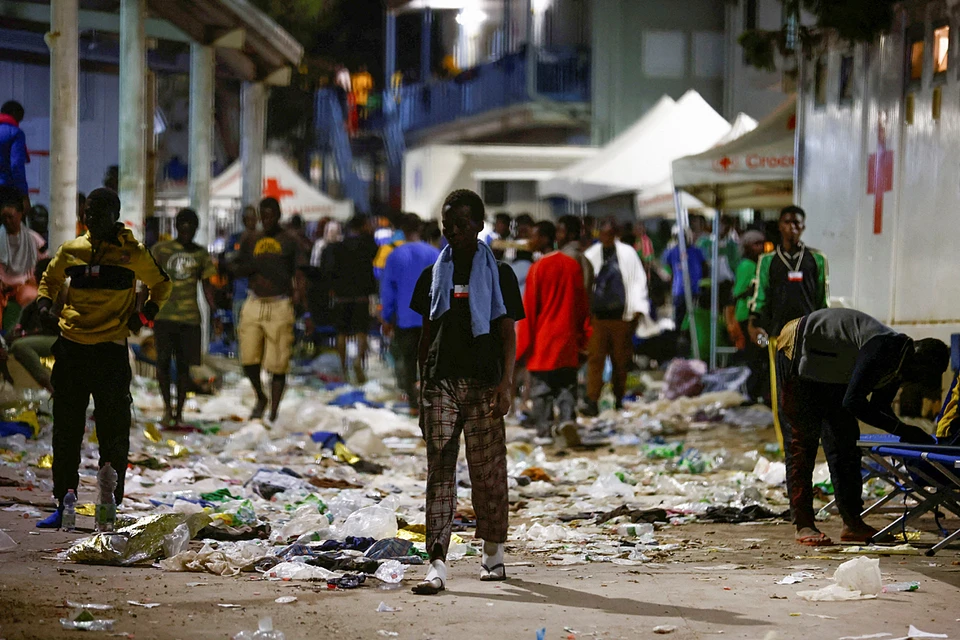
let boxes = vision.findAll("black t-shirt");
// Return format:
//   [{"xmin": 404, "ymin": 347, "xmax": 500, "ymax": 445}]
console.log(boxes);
[
  {"xmin": 410, "ymin": 261, "xmax": 524, "ymax": 384},
  {"xmin": 239, "ymin": 230, "xmax": 303, "ymax": 298},
  {"xmin": 760, "ymin": 246, "xmax": 823, "ymax": 335},
  {"xmin": 325, "ymin": 235, "xmax": 379, "ymax": 298}
]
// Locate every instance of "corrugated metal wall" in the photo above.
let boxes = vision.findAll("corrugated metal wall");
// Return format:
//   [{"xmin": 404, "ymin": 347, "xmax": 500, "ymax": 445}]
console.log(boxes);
[
  {"xmin": 800, "ymin": 0, "xmax": 960, "ymax": 339},
  {"xmin": 0, "ymin": 60, "xmax": 120, "ymax": 206}
]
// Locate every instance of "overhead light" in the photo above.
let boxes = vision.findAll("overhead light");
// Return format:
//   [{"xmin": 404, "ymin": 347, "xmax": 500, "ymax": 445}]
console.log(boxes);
[
  {"xmin": 456, "ymin": 7, "xmax": 487, "ymax": 35},
  {"xmin": 532, "ymin": 0, "xmax": 552, "ymax": 12}
]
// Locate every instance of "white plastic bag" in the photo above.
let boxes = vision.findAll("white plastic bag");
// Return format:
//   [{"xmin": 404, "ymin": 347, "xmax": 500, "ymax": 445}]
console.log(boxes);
[
  {"xmin": 266, "ymin": 561, "xmax": 339, "ymax": 581},
  {"xmin": 162, "ymin": 523, "xmax": 191, "ymax": 558},
  {"xmin": 340, "ymin": 506, "xmax": 398, "ymax": 540},
  {"xmin": 374, "ymin": 560, "xmax": 405, "ymax": 584},
  {"xmin": 797, "ymin": 557, "xmax": 881, "ymax": 601}
]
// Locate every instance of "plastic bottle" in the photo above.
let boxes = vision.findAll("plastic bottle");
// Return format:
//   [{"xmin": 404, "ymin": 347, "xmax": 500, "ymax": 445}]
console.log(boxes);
[
  {"xmin": 62, "ymin": 490, "xmax": 77, "ymax": 531},
  {"xmin": 616, "ymin": 523, "xmax": 654, "ymax": 538},
  {"xmin": 96, "ymin": 463, "xmax": 118, "ymax": 532},
  {"xmin": 882, "ymin": 581, "xmax": 920, "ymax": 592}
]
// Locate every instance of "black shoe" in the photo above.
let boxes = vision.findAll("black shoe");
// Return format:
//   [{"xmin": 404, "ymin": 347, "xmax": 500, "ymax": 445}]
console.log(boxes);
[{"xmin": 580, "ymin": 401, "xmax": 599, "ymax": 417}]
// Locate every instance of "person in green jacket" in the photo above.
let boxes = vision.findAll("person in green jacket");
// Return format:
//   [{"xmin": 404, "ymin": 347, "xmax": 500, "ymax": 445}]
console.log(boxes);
[
  {"xmin": 748, "ymin": 206, "xmax": 828, "ymax": 346},
  {"xmin": 730, "ymin": 230, "xmax": 767, "ymax": 401}
]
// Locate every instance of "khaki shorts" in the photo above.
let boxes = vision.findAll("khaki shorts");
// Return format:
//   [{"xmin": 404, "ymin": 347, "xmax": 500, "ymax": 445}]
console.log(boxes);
[{"xmin": 239, "ymin": 296, "xmax": 295, "ymax": 374}]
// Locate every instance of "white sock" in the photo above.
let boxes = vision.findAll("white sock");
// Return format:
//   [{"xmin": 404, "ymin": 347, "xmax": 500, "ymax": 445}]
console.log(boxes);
[
  {"xmin": 482, "ymin": 541, "xmax": 504, "ymax": 568},
  {"xmin": 424, "ymin": 559, "xmax": 446, "ymax": 585}
]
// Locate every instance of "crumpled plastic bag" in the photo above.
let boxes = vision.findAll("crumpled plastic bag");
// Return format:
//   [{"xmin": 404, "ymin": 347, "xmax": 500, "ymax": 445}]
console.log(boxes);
[
  {"xmin": 60, "ymin": 610, "xmax": 114, "ymax": 631},
  {"xmin": 162, "ymin": 523, "xmax": 191, "ymax": 558},
  {"xmin": 65, "ymin": 513, "xmax": 211, "ymax": 566},
  {"xmin": 161, "ymin": 540, "xmax": 273, "ymax": 577},
  {"xmin": 752, "ymin": 456, "xmax": 786, "ymax": 486},
  {"xmin": 339, "ymin": 506, "xmax": 397, "ymax": 541},
  {"xmin": 584, "ymin": 473, "xmax": 636, "ymax": 499},
  {"xmin": 514, "ymin": 522, "xmax": 585, "ymax": 543},
  {"xmin": 266, "ymin": 561, "xmax": 340, "ymax": 581},
  {"xmin": 701, "ymin": 366, "xmax": 751, "ymax": 395},
  {"xmin": 662, "ymin": 359, "xmax": 707, "ymax": 400},
  {"xmin": 270, "ymin": 504, "xmax": 331, "ymax": 543},
  {"xmin": 797, "ymin": 557, "xmax": 881, "ymax": 601}
]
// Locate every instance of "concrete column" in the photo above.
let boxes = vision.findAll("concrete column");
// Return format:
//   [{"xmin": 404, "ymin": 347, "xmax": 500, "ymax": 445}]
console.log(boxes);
[
  {"xmin": 240, "ymin": 81, "xmax": 267, "ymax": 210},
  {"xmin": 188, "ymin": 42, "xmax": 214, "ymax": 244},
  {"xmin": 420, "ymin": 8, "xmax": 432, "ymax": 83},
  {"xmin": 47, "ymin": 0, "xmax": 79, "ymax": 250},
  {"xmin": 119, "ymin": 0, "xmax": 146, "ymax": 238},
  {"xmin": 385, "ymin": 11, "xmax": 397, "ymax": 92}
]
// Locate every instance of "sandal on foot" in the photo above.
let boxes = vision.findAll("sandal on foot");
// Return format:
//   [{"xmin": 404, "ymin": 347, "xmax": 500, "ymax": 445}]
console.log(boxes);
[
  {"xmin": 480, "ymin": 563, "xmax": 507, "ymax": 581},
  {"xmin": 796, "ymin": 532, "xmax": 834, "ymax": 547},
  {"xmin": 412, "ymin": 578, "xmax": 445, "ymax": 595}
]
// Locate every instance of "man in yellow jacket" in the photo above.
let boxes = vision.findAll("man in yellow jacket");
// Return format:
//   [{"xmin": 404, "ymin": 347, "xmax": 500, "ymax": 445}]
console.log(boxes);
[{"xmin": 36, "ymin": 188, "xmax": 171, "ymax": 528}]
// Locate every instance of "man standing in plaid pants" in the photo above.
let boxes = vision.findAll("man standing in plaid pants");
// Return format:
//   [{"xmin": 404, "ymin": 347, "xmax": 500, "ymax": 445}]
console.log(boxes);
[{"xmin": 409, "ymin": 190, "xmax": 524, "ymax": 595}]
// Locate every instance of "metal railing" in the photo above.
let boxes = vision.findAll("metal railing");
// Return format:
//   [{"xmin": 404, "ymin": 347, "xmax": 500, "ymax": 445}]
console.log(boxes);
[
  {"xmin": 314, "ymin": 91, "xmax": 370, "ymax": 213},
  {"xmin": 395, "ymin": 47, "xmax": 590, "ymax": 132}
]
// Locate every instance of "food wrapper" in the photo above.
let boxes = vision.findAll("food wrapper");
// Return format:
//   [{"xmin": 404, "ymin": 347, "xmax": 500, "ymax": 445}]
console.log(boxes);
[
  {"xmin": 36, "ymin": 453, "xmax": 53, "ymax": 469},
  {"xmin": 396, "ymin": 525, "xmax": 462, "ymax": 545},
  {"xmin": 77, "ymin": 503, "xmax": 96, "ymax": 517},
  {"xmin": 144, "ymin": 423, "xmax": 163, "ymax": 443},
  {"xmin": 14, "ymin": 410, "xmax": 40, "ymax": 437},
  {"xmin": 64, "ymin": 512, "xmax": 210, "ymax": 566}
]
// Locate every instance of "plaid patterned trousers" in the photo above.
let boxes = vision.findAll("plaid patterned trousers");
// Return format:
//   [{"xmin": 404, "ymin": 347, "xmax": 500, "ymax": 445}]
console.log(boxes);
[{"xmin": 422, "ymin": 378, "xmax": 509, "ymax": 560}]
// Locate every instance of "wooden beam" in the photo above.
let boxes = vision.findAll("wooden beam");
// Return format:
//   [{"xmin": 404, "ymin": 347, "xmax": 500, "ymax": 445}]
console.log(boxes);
[{"xmin": 208, "ymin": 26, "xmax": 245, "ymax": 49}]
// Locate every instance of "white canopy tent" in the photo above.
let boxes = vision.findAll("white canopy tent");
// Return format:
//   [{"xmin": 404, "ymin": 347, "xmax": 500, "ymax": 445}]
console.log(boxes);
[
  {"xmin": 538, "ymin": 91, "xmax": 732, "ymax": 209},
  {"xmin": 157, "ymin": 153, "xmax": 354, "ymax": 222},
  {"xmin": 671, "ymin": 98, "xmax": 796, "ymax": 209},
  {"xmin": 537, "ymin": 95, "xmax": 677, "ymax": 201},
  {"xmin": 209, "ymin": 153, "xmax": 354, "ymax": 221},
  {"xmin": 670, "ymin": 97, "xmax": 797, "ymax": 369}
]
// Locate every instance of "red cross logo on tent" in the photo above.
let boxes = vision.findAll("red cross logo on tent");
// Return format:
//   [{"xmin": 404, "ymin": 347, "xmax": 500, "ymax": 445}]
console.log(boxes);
[
  {"xmin": 866, "ymin": 115, "xmax": 894, "ymax": 235},
  {"xmin": 714, "ymin": 156, "xmax": 734, "ymax": 172},
  {"xmin": 263, "ymin": 178, "xmax": 294, "ymax": 201}
]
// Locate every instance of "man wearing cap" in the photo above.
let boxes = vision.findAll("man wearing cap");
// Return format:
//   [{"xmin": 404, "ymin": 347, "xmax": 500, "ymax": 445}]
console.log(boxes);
[{"xmin": 36, "ymin": 188, "xmax": 171, "ymax": 528}]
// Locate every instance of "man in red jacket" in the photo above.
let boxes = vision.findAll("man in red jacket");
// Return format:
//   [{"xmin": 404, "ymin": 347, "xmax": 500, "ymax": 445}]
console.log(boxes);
[{"xmin": 517, "ymin": 221, "xmax": 588, "ymax": 445}]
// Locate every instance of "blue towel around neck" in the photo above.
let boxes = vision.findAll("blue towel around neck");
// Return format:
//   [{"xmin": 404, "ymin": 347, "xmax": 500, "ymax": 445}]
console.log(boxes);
[{"xmin": 428, "ymin": 240, "xmax": 507, "ymax": 337}]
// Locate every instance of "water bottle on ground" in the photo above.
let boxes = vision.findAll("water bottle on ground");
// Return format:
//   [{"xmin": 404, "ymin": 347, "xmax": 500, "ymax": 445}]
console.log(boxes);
[
  {"xmin": 62, "ymin": 489, "xmax": 77, "ymax": 531},
  {"xmin": 96, "ymin": 463, "xmax": 118, "ymax": 532}
]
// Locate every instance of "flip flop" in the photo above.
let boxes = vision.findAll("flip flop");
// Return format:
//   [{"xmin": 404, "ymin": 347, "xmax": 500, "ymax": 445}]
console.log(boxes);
[
  {"xmin": 479, "ymin": 563, "xmax": 507, "ymax": 581},
  {"xmin": 796, "ymin": 533, "xmax": 834, "ymax": 547},
  {"xmin": 412, "ymin": 578, "xmax": 445, "ymax": 595},
  {"xmin": 840, "ymin": 531, "xmax": 878, "ymax": 543}
]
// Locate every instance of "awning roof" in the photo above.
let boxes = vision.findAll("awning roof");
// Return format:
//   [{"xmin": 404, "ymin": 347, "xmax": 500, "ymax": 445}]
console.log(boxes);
[
  {"xmin": 671, "ymin": 97, "xmax": 796, "ymax": 210},
  {"xmin": 538, "ymin": 90, "xmax": 731, "ymax": 204},
  {"xmin": 0, "ymin": 0, "xmax": 303, "ymax": 83}
]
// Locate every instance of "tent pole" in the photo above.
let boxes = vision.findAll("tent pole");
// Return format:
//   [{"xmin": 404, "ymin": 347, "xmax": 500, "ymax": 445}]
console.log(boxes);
[
  {"xmin": 673, "ymin": 189, "xmax": 699, "ymax": 361},
  {"xmin": 709, "ymin": 195, "xmax": 721, "ymax": 371}
]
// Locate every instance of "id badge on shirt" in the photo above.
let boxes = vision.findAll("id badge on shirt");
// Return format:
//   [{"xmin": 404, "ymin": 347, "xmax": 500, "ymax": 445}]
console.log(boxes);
[
  {"xmin": 453, "ymin": 284, "xmax": 470, "ymax": 299},
  {"xmin": 88, "ymin": 265, "xmax": 101, "ymax": 278},
  {"xmin": 787, "ymin": 270, "xmax": 803, "ymax": 282}
]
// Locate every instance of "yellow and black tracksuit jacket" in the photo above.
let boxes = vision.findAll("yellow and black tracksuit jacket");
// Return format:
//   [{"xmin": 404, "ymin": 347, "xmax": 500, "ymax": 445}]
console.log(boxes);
[{"xmin": 38, "ymin": 226, "xmax": 172, "ymax": 344}]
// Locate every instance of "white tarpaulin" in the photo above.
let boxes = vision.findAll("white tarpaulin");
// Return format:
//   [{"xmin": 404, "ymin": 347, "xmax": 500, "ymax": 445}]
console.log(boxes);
[
  {"xmin": 671, "ymin": 97, "xmax": 796, "ymax": 209},
  {"xmin": 538, "ymin": 91, "xmax": 730, "ymax": 206},
  {"xmin": 210, "ymin": 154, "xmax": 354, "ymax": 221},
  {"xmin": 537, "ymin": 95, "xmax": 676, "ymax": 201},
  {"xmin": 634, "ymin": 113, "xmax": 757, "ymax": 218}
]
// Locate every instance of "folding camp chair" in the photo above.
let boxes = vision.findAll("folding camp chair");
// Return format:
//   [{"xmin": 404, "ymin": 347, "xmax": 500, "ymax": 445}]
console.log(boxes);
[
  {"xmin": 863, "ymin": 444, "xmax": 960, "ymax": 556},
  {"xmin": 820, "ymin": 434, "xmax": 904, "ymax": 516}
]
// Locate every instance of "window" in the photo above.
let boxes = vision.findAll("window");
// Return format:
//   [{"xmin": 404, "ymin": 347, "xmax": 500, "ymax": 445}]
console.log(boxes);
[
  {"xmin": 934, "ymin": 24, "xmax": 949, "ymax": 75},
  {"xmin": 743, "ymin": 0, "xmax": 758, "ymax": 63},
  {"xmin": 909, "ymin": 36, "xmax": 924, "ymax": 82},
  {"xmin": 642, "ymin": 31, "xmax": 687, "ymax": 79},
  {"xmin": 482, "ymin": 181, "xmax": 507, "ymax": 206},
  {"xmin": 813, "ymin": 57, "xmax": 827, "ymax": 108},
  {"xmin": 693, "ymin": 32, "xmax": 724, "ymax": 78},
  {"xmin": 838, "ymin": 54, "xmax": 855, "ymax": 104},
  {"xmin": 744, "ymin": 0, "xmax": 757, "ymax": 31}
]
